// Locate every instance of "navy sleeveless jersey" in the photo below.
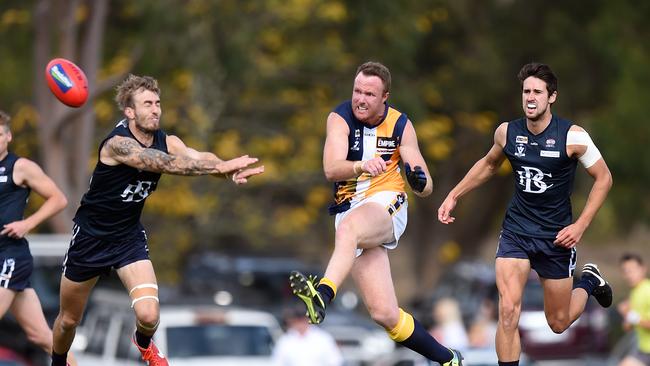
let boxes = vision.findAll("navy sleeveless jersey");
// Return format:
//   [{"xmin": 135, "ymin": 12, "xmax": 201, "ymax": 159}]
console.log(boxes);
[
  {"xmin": 0, "ymin": 152, "xmax": 30, "ymax": 249},
  {"xmin": 73, "ymin": 120, "xmax": 167, "ymax": 240},
  {"xmin": 502, "ymin": 116, "xmax": 578, "ymax": 238}
]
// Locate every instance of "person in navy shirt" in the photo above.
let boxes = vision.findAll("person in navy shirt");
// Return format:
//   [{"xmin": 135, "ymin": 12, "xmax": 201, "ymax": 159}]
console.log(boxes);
[
  {"xmin": 438, "ymin": 63, "xmax": 613, "ymax": 366},
  {"xmin": 50, "ymin": 75, "xmax": 264, "ymax": 366},
  {"xmin": 0, "ymin": 110, "xmax": 76, "ymax": 365}
]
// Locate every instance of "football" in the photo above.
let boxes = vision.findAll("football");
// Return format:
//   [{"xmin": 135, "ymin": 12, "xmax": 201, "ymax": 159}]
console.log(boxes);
[{"xmin": 44, "ymin": 58, "xmax": 88, "ymax": 108}]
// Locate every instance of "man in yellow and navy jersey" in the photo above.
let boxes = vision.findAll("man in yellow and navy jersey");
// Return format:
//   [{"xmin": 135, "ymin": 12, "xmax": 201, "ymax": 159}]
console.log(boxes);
[{"xmin": 289, "ymin": 61, "xmax": 462, "ymax": 365}]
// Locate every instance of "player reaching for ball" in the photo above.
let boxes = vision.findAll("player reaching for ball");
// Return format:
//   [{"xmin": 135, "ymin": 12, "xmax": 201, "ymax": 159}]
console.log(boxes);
[
  {"xmin": 437, "ymin": 63, "xmax": 613, "ymax": 366},
  {"xmin": 50, "ymin": 75, "xmax": 264, "ymax": 366}
]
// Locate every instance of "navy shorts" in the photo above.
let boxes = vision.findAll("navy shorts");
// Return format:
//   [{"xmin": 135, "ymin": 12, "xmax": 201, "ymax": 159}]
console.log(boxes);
[
  {"xmin": 63, "ymin": 225, "xmax": 150, "ymax": 282},
  {"xmin": 0, "ymin": 247, "xmax": 33, "ymax": 291},
  {"xmin": 496, "ymin": 228, "xmax": 576, "ymax": 279}
]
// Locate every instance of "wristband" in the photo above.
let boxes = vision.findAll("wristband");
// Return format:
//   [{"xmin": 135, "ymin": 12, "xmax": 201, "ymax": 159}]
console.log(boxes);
[{"xmin": 353, "ymin": 161, "xmax": 364, "ymax": 175}]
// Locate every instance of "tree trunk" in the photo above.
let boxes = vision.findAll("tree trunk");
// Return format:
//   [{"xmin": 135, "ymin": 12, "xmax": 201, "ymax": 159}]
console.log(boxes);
[{"xmin": 33, "ymin": 0, "xmax": 110, "ymax": 233}]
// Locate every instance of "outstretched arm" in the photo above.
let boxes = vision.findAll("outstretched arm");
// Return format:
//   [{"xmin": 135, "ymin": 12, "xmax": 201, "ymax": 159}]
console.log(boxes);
[
  {"xmin": 100, "ymin": 135, "xmax": 259, "ymax": 177},
  {"xmin": 1, "ymin": 158, "xmax": 67, "ymax": 239},
  {"xmin": 166, "ymin": 135, "xmax": 264, "ymax": 184},
  {"xmin": 438, "ymin": 122, "xmax": 508, "ymax": 224}
]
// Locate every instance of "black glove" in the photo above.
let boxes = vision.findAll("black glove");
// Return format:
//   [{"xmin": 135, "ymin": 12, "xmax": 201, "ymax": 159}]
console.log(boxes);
[{"xmin": 405, "ymin": 163, "xmax": 427, "ymax": 193}]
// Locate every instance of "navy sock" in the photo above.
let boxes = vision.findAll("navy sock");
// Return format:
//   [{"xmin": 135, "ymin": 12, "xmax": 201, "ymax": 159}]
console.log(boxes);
[
  {"xmin": 575, "ymin": 274, "xmax": 598, "ymax": 295},
  {"xmin": 51, "ymin": 351, "xmax": 67, "ymax": 366},
  {"xmin": 317, "ymin": 283, "xmax": 335, "ymax": 306},
  {"xmin": 498, "ymin": 361, "xmax": 519, "ymax": 366},
  {"xmin": 135, "ymin": 330, "xmax": 152, "ymax": 349},
  {"xmin": 399, "ymin": 318, "xmax": 453, "ymax": 363}
]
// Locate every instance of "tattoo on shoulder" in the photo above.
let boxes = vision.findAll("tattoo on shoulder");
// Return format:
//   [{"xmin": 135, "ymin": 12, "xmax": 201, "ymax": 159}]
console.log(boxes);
[{"xmin": 110, "ymin": 137, "xmax": 140, "ymax": 156}]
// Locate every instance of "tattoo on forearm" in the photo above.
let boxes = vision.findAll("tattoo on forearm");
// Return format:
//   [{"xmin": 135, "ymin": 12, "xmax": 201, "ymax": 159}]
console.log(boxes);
[{"xmin": 110, "ymin": 138, "xmax": 217, "ymax": 175}]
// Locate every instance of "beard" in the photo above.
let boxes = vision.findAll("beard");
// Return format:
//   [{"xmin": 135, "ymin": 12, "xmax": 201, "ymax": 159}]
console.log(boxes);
[{"xmin": 134, "ymin": 115, "xmax": 159, "ymax": 133}]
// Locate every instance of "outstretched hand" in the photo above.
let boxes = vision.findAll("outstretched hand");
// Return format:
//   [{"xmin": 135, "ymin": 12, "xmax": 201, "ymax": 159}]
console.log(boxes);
[
  {"xmin": 405, "ymin": 163, "xmax": 427, "ymax": 193},
  {"xmin": 230, "ymin": 165, "xmax": 265, "ymax": 185},
  {"xmin": 215, "ymin": 155, "xmax": 259, "ymax": 174},
  {"xmin": 437, "ymin": 196, "xmax": 457, "ymax": 224}
]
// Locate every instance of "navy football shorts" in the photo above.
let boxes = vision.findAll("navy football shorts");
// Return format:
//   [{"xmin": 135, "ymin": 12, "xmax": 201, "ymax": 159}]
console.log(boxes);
[
  {"xmin": 0, "ymin": 248, "xmax": 33, "ymax": 291},
  {"xmin": 62, "ymin": 225, "xmax": 150, "ymax": 282},
  {"xmin": 496, "ymin": 228, "xmax": 576, "ymax": 279}
]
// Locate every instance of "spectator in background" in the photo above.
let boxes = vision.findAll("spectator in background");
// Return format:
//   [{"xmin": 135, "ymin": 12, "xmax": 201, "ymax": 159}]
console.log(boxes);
[
  {"xmin": 468, "ymin": 298, "xmax": 498, "ymax": 349},
  {"xmin": 618, "ymin": 253, "xmax": 650, "ymax": 366},
  {"xmin": 429, "ymin": 297, "xmax": 469, "ymax": 353},
  {"xmin": 272, "ymin": 305, "xmax": 343, "ymax": 366}
]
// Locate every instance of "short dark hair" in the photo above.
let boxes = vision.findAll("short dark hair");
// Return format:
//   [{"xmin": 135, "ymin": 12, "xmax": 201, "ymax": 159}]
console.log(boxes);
[
  {"xmin": 0, "ymin": 110, "xmax": 10, "ymax": 132},
  {"xmin": 518, "ymin": 62, "xmax": 558, "ymax": 97},
  {"xmin": 115, "ymin": 74, "xmax": 161, "ymax": 111},
  {"xmin": 356, "ymin": 61, "xmax": 391, "ymax": 95},
  {"xmin": 621, "ymin": 252, "xmax": 644, "ymax": 266}
]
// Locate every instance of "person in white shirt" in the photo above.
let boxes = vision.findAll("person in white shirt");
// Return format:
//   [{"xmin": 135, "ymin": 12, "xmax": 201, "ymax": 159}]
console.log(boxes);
[{"xmin": 272, "ymin": 306, "xmax": 343, "ymax": 366}]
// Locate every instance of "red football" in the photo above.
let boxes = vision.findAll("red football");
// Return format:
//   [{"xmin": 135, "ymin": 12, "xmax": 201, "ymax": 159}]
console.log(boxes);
[{"xmin": 44, "ymin": 58, "xmax": 88, "ymax": 108}]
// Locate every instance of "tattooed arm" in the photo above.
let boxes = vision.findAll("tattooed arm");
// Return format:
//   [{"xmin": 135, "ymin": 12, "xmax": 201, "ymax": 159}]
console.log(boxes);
[
  {"xmin": 166, "ymin": 134, "xmax": 265, "ymax": 184},
  {"xmin": 100, "ymin": 135, "xmax": 258, "ymax": 176}
]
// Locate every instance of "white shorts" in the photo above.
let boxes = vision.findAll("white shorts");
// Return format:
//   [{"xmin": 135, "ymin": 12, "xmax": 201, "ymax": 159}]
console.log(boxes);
[{"xmin": 334, "ymin": 191, "xmax": 408, "ymax": 256}]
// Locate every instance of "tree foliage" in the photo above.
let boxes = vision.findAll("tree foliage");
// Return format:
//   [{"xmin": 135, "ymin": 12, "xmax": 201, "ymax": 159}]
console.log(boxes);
[{"xmin": 0, "ymin": 0, "xmax": 647, "ymax": 283}]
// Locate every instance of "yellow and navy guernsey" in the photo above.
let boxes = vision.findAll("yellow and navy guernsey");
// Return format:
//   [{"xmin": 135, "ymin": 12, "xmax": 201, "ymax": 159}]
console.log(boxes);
[{"xmin": 328, "ymin": 100, "xmax": 407, "ymax": 215}]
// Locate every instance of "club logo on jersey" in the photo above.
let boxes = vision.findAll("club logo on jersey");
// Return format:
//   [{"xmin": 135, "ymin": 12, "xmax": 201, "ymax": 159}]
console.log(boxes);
[
  {"xmin": 355, "ymin": 129, "xmax": 360, "ymax": 138},
  {"xmin": 515, "ymin": 143, "xmax": 526, "ymax": 157},
  {"xmin": 121, "ymin": 180, "xmax": 155, "ymax": 202},
  {"xmin": 516, "ymin": 135, "xmax": 528, "ymax": 144},
  {"xmin": 516, "ymin": 166, "xmax": 553, "ymax": 193},
  {"xmin": 545, "ymin": 138, "xmax": 556, "ymax": 148}
]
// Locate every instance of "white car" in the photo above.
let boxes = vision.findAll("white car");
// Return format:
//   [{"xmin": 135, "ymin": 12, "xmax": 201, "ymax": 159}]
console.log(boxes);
[{"xmin": 73, "ymin": 293, "xmax": 282, "ymax": 366}]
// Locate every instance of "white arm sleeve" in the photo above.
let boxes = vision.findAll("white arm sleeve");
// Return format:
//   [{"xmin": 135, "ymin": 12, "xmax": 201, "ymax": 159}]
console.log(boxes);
[{"xmin": 567, "ymin": 130, "xmax": 602, "ymax": 168}]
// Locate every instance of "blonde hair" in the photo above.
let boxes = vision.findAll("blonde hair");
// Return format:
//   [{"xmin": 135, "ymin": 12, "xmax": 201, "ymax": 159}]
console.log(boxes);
[
  {"xmin": 114, "ymin": 74, "xmax": 160, "ymax": 111},
  {"xmin": 0, "ymin": 110, "xmax": 10, "ymax": 132}
]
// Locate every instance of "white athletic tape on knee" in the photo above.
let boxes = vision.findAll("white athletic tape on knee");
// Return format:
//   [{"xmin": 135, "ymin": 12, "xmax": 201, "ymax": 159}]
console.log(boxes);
[
  {"xmin": 130, "ymin": 283, "xmax": 159, "ymax": 308},
  {"xmin": 129, "ymin": 283, "xmax": 158, "ymax": 295},
  {"xmin": 131, "ymin": 295, "xmax": 159, "ymax": 308}
]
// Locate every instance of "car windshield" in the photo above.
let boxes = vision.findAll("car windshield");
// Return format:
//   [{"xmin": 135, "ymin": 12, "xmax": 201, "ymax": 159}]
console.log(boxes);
[{"xmin": 166, "ymin": 325, "xmax": 273, "ymax": 358}]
